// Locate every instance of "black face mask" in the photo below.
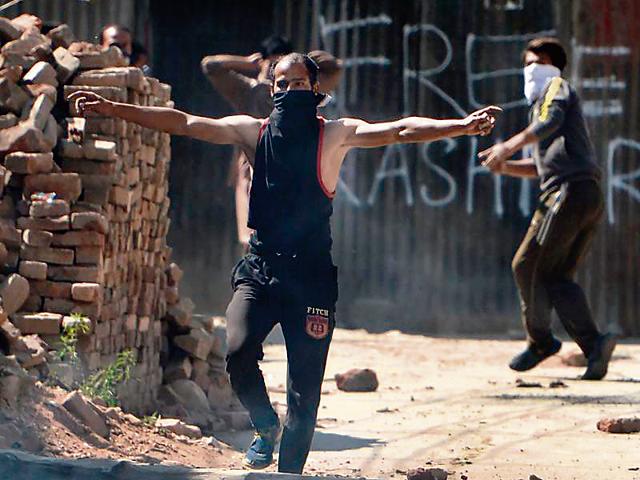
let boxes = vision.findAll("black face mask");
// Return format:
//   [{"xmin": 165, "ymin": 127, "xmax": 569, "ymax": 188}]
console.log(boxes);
[{"xmin": 270, "ymin": 90, "xmax": 326, "ymax": 133}]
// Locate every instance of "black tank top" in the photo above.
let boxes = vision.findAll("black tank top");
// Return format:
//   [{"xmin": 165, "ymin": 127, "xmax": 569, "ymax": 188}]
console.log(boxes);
[{"xmin": 248, "ymin": 91, "xmax": 334, "ymax": 257}]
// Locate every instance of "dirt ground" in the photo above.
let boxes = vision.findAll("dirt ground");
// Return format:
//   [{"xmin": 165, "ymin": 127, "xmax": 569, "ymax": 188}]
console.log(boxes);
[
  {"xmin": 217, "ymin": 328, "xmax": 640, "ymax": 480},
  {"xmin": 0, "ymin": 385, "xmax": 242, "ymax": 469}
]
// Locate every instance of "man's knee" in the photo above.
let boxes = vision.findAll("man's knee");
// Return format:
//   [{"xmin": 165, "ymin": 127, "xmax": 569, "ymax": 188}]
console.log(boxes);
[{"xmin": 225, "ymin": 346, "xmax": 261, "ymax": 382}]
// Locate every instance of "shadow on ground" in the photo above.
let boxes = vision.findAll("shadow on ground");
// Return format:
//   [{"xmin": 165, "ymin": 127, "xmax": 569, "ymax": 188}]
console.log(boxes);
[{"xmin": 214, "ymin": 430, "xmax": 384, "ymax": 453}]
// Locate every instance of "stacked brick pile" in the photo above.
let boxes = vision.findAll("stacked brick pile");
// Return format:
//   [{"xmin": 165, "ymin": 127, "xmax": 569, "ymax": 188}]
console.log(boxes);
[
  {"xmin": 0, "ymin": 16, "xmax": 245, "ymax": 426},
  {"xmin": 160, "ymin": 264, "xmax": 249, "ymax": 429}
]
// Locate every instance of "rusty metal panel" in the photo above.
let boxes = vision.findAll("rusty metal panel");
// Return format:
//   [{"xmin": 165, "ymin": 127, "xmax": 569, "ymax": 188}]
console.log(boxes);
[
  {"xmin": 9, "ymin": 0, "xmax": 633, "ymax": 335},
  {"xmin": 269, "ymin": 0, "xmax": 640, "ymax": 335}
]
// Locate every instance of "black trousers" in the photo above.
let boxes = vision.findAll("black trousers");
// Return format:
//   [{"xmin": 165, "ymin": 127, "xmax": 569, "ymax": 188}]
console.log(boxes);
[
  {"xmin": 225, "ymin": 252, "xmax": 338, "ymax": 474},
  {"xmin": 511, "ymin": 179, "xmax": 604, "ymax": 356}
]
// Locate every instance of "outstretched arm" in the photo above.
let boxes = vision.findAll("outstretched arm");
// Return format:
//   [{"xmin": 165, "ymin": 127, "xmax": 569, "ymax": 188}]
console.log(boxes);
[
  {"xmin": 340, "ymin": 106, "xmax": 502, "ymax": 149},
  {"xmin": 67, "ymin": 91, "xmax": 261, "ymax": 147}
]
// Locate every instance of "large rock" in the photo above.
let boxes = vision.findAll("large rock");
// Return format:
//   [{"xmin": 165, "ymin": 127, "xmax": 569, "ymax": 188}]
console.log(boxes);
[
  {"xmin": 335, "ymin": 368, "xmax": 379, "ymax": 392},
  {"xmin": 407, "ymin": 468, "xmax": 449, "ymax": 480},
  {"xmin": 62, "ymin": 390, "xmax": 110, "ymax": 438},
  {"xmin": 0, "ymin": 274, "xmax": 30, "ymax": 316},
  {"xmin": 167, "ymin": 379, "xmax": 211, "ymax": 413},
  {"xmin": 597, "ymin": 417, "xmax": 640, "ymax": 434}
]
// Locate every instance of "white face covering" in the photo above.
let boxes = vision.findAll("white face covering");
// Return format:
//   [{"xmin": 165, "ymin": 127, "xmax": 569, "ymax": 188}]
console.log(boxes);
[{"xmin": 523, "ymin": 63, "xmax": 562, "ymax": 104}]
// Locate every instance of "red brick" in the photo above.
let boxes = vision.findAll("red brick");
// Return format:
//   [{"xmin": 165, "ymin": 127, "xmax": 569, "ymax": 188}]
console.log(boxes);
[
  {"xmin": 52, "ymin": 231, "xmax": 105, "ymax": 247},
  {"xmin": 30, "ymin": 280, "xmax": 72, "ymax": 299},
  {"xmin": 0, "ymin": 122, "xmax": 48, "ymax": 155},
  {"xmin": 70, "ymin": 212, "xmax": 108, "ymax": 234},
  {"xmin": 21, "ymin": 245, "xmax": 74, "ymax": 265},
  {"xmin": 24, "ymin": 173, "xmax": 82, "ymax": 203},
  {"xmin": 18, "ymin": 260, "xmax": 47, "ymax": 280},
  {"xmin": 11, "ymin": 312, "xmax": 61, "ymax": 335},
  {"xmin": 0, "ymin": 219, "xmax": 20, "ymax": 247},
  {"xmin": 17, "ymin": 215, "xmax": 70, "ymax": 231},
  {"xmin": 71, "ymin": 282, "xmax": 101, "ymax": 302},
  {"xmin": 4, "ymin": 151, "xmax": 53, "ymax": 174},
  {"xmin": 22, "ymin": 229, "xmax": 53, "ymax": 247},
  {"xmin": 29, "ymin": 199, "xmax": 70, "ymax": 218},
  {"xmin": 53, "ymin": 47, "xmax": 79, "ymax": 83},
  {"xmin": 75, "ymin": 246, "xmax": 103, "ymax": 265},
  {"xmin": 48, "ymin": 265, "xmax": 103, "ymax": 283}
]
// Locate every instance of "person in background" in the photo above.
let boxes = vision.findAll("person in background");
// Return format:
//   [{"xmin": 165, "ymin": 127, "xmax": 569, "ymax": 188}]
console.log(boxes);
[
  {"xmin": 101, "ymin": 24, "xmax": 151, "ymax": 75},
  {"xmin": 479, "ymin": 37, "xmax": 616, "ymax": 380}
]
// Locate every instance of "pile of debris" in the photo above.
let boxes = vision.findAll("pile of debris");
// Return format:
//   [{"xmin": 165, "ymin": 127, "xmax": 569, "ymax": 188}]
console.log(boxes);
[{"xmin": 0, "ymin": 14, "xmax": 244, "ymax": 430}]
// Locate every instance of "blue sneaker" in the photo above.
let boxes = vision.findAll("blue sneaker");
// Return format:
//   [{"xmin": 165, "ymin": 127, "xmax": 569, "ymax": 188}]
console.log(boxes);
[{"xmin": 242, "ymin": 423, "xmax": 280, "ymax": 469}]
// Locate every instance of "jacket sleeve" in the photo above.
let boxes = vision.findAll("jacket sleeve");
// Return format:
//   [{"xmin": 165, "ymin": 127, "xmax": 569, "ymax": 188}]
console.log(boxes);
[{"xmin": 529, "ymin": 77, "xmax": 571, "ymax": 141}]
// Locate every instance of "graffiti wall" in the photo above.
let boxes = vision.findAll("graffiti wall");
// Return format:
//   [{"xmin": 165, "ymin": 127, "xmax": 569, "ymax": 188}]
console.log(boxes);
[
  {"xmin": 25, "ymin": 0, "xmax": 636, "ymax": 335},
  {"xmin": 265, "ymin": 0, "xmax": 640, "ymax": 335}
]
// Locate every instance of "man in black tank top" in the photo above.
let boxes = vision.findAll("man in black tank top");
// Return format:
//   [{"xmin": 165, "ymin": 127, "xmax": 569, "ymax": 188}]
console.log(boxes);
[{"xmin": 69, "ymin": 53, "xmax": 500, "ymax": 474}]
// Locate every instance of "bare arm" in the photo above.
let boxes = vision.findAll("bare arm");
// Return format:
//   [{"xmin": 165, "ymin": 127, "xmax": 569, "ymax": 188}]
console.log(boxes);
[
  {"xmin": 200, "ymin": 54, "xmax": 260, "ymax": 110},
  {"xmin": 478, "ymin": 127, "xmax": 539, "ymax": 171},
  {"xmin": 340, "ymin": 106, "xmax": 502, "ymax": 149},
  {"xmin": 67, "ymin": 91, "xmax": 261, "ymax": 148},
  {"xmin": 497, "ymin": 158, "xmax": 538, "ymax": 178},
  {"xmin": 201, "ymin": 53, "xmax": 262, "ymax": 76}
]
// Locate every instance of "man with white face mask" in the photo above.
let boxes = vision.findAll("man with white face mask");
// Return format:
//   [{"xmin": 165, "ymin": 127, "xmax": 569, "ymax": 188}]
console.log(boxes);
[
  {"xmin": 69, "ymin": 52, "xmax": 500, "ymax": 474},
  {"xmin": 479, "ymin": 37, "xmax": 615, "ymax": 381}
]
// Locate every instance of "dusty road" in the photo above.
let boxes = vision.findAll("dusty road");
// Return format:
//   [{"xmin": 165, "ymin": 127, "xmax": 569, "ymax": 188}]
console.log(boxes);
[{"xmin": 217, "ymin": 328, "xmax": 640, "ymax": 480}]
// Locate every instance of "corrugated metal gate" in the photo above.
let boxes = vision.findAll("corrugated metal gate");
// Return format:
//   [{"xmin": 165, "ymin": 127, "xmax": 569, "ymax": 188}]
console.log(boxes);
[{"xmin": 10, "ymin": 0, "xmax": 640, "ymax": 335}]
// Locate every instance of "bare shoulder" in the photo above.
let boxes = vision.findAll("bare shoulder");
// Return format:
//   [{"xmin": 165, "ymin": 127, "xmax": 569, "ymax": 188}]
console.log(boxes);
[{"xmin": 323, "ymin": 117, "xmax": 364, "ymax": 140}]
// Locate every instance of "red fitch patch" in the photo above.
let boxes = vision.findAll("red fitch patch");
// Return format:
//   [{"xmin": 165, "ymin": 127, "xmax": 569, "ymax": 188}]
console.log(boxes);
[{"xmin": 305, "ymin": 314, "xmax": 329, "ymax": 340}]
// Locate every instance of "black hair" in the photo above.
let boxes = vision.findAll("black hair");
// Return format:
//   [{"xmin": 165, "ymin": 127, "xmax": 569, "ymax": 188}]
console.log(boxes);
[
  {"xmin": 268, "ymin": 53, "xmax": 319, "ymax": 86},
  {"xmin": 523, "ymin": 37, "xmax": 567, "ymax": 71},
  {"xmin": 259, "ymin": 35, "xmax": 293, "ymax": 59},
  {"xmin": 130, "ymin": 40, "xmax": 148, "ymax": 64}
]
